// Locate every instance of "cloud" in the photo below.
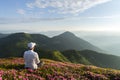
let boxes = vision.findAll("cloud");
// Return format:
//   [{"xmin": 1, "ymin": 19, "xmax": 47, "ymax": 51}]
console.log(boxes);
[
  {"xmin": 17, "ymin": 9, "xmax": 26, "ymax": 15},
  {"xmin": 26, "ymin": 0, "xmax": 111, "ymax": 14},
  {"xmin": 0, "ymin": 17, "xmax": 65, "ymax": 24},
  {"xmin": 85, "ymin": 15, "xmax": 120, "ymax": 19}
]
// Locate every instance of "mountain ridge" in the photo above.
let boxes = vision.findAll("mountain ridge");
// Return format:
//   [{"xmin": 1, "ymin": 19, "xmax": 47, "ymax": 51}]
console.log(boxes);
[
  {"xmin": 50, "ymin": 31, "xmax": 102, "ymax": 51},
  {"xmin": 1, "ymin": 31, "xmax": 120, "ymax": 69},
  {"xmin": 0, "ymin": 31, "xmax": 102, "ymax": 53}
]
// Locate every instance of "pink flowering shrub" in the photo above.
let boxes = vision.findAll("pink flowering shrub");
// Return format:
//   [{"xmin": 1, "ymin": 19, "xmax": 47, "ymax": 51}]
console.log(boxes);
[{"xmin": 0, "ymin": 58, "xmax": 120, "ymax": 80}]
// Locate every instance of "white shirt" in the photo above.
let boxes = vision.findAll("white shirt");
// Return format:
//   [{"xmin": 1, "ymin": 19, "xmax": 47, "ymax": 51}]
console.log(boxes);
[{"xmin": 23, "ymin": 50, "xmax": 40, "ymax": 69}]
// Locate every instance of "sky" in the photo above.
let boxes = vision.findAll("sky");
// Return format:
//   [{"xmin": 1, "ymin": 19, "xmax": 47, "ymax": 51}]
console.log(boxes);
[{"xmin": 0, "ymin": 0, "xmax": 120, "ymax": 33}]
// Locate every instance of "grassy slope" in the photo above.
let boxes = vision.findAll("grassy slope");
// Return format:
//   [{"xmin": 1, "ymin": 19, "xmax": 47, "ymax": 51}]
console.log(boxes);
[
  {"xmin": 0, "ymin": 58, "xmax": 120, "ymax": 80},
  {"xmin": 62, "ymin": 50, "xmax": 91, "ymax": 65},
  {"xmin": 80, "ymin": 50, "xmax": 120, "ymax": 69}
]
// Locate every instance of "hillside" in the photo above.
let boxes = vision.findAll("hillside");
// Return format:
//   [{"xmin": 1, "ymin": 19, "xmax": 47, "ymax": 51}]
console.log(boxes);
[
  {"xmin": 0, "ymin": 31, "xmax": 102, "ymax": 58},
  {"xmin": 51, "ymin": 31, "xmax": 102, "ymax": 51},
  {"xmin": 62, "ymin": 50, "xmax": 91, "ymax": 65},
  {"xmin": 61, "ymin": 50, "xmax": 120, "ymax": 69},
  {"xmin": 80, "ymin": 50, "xmax": 120, "ymax": 69},
  {"xmin": 0, "ymin": 58, "xmax": 120, "ymax": 80},
  {"xmin": 0, "ymin": 33, "xmax": 9, "ymax": 38},
  {"xmin": 0, "ymin": 32, "xmax": 120, "ymax": 69}
]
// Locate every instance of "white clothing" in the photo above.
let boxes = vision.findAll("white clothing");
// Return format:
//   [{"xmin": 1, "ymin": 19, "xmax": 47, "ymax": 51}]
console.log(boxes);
[{"xmin": 23, "ymin": 50, "xmax": 40, "ymax": 69}]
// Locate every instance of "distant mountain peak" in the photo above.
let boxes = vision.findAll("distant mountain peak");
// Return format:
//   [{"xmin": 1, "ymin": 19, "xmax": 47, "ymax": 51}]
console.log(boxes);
[
  {"xmin": 9, "ymin": 32, "xmax": 29, "ymax": 36},
  {"xmin": 63, "ymin": 31, "xmax": 74, "ymax": 35},
  {"xmin": 58, "ymin": 31, "xmax": 76, "ymax": 37}
]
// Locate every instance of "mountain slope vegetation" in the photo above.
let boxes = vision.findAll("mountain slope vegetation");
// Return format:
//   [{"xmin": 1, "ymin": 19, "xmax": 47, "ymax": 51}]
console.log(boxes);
[
  {"xmin": 0, "ymin": 58, "xmax": 120, "ymax": 80},
  {"xmin": 0, "ymin": 32, "xmax": 120, "ymax": 69},
  {"xmin": 80, "ymin": 50, "xmax": 120, "ymax": 69},
  {"xmin": 62, "ymin": 50, "xmax": 91, "ymax": 65},
  {"xmin": 49, "ymin": 31, "xmax": 101, "ymax": 51},
  {"xmin": 0, "ymin": 33, "xmax": 8, "ymax": 38},
  {"xmin": 0, "ymin": 31, "xmax": 102, "ymax": 57}
]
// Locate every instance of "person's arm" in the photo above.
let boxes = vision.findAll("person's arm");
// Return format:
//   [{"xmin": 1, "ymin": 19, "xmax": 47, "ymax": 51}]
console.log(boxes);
[
  {"xmin": 23, "ymin": 52, "xmax": 26, "ymax": 60},
  {"xmin": 35, "ymin": 53, "xmax": 40, "ymax": 64}
]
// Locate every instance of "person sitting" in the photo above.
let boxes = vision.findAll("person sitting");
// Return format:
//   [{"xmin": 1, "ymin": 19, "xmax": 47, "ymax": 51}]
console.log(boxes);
[{"xmin": 23, "ymin": 42, "xmax": 40, "ymax": 70}]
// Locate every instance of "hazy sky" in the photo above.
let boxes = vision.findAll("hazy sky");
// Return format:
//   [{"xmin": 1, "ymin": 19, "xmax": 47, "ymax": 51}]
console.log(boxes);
[{"xmin": 0, "ymin": 0, "xmax": 120, "ymax": 33}]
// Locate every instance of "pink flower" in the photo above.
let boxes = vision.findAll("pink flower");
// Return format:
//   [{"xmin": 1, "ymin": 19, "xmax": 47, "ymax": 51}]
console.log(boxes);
[
  {"xmin": 26, "ymin": 74, "xmax": 31, "ymax": 77},
  {"xmin": 23, "ymin": 78, "xmax": 29, "ymax": 80},
  {"xmin": 27, "ymin": 69, "xmax": 34, "ymax": 73},
  {"xmin": 0, "ymin": 77, "xmax": 2, "ymax": 80},
  {"xmin": 18, "ymin": 76, "xmax": 23, "ymax": 79}
]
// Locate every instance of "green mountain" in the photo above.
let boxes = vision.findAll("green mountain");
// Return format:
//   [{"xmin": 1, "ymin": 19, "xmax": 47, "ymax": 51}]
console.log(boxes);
[
  {"xmin": 49, "ymin": 31, "xmax": 102, "ymax": 51},
  {"xmin": 80, "ymin": 50, "xmax": 120, "ymax": 69},
  {"xmin": 0, "ymin": 32, "xmax": 120, "ymax": 69},
  {"xmin": 0, "ymin": 31, "xmax": 101, "ymax": 57},
  {"xmin": 36, "ymin": 49, "xmax": 69, "ymax": 62},
  {"xmin": 0, "ymin": 33, "xmax": 51, "ymax": 57},
  {"xmin": 61, "ymin": 50, "xmax": 120, "ymax": 69},
  {"xmin": 62, "ymin": 50, "xmax": 91, "ymax": 65}
]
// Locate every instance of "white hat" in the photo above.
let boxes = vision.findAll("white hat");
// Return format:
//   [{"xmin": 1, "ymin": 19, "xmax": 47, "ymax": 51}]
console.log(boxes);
[{"xmin": 27, "ymin": 42, "xmax": 36, "ymax": 49}]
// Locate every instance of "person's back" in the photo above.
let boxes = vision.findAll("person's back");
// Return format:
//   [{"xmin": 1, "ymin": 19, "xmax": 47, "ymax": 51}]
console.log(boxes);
[{"xmin": 23, "ymin": 42, "xmax": 40, "ymax": 70}]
